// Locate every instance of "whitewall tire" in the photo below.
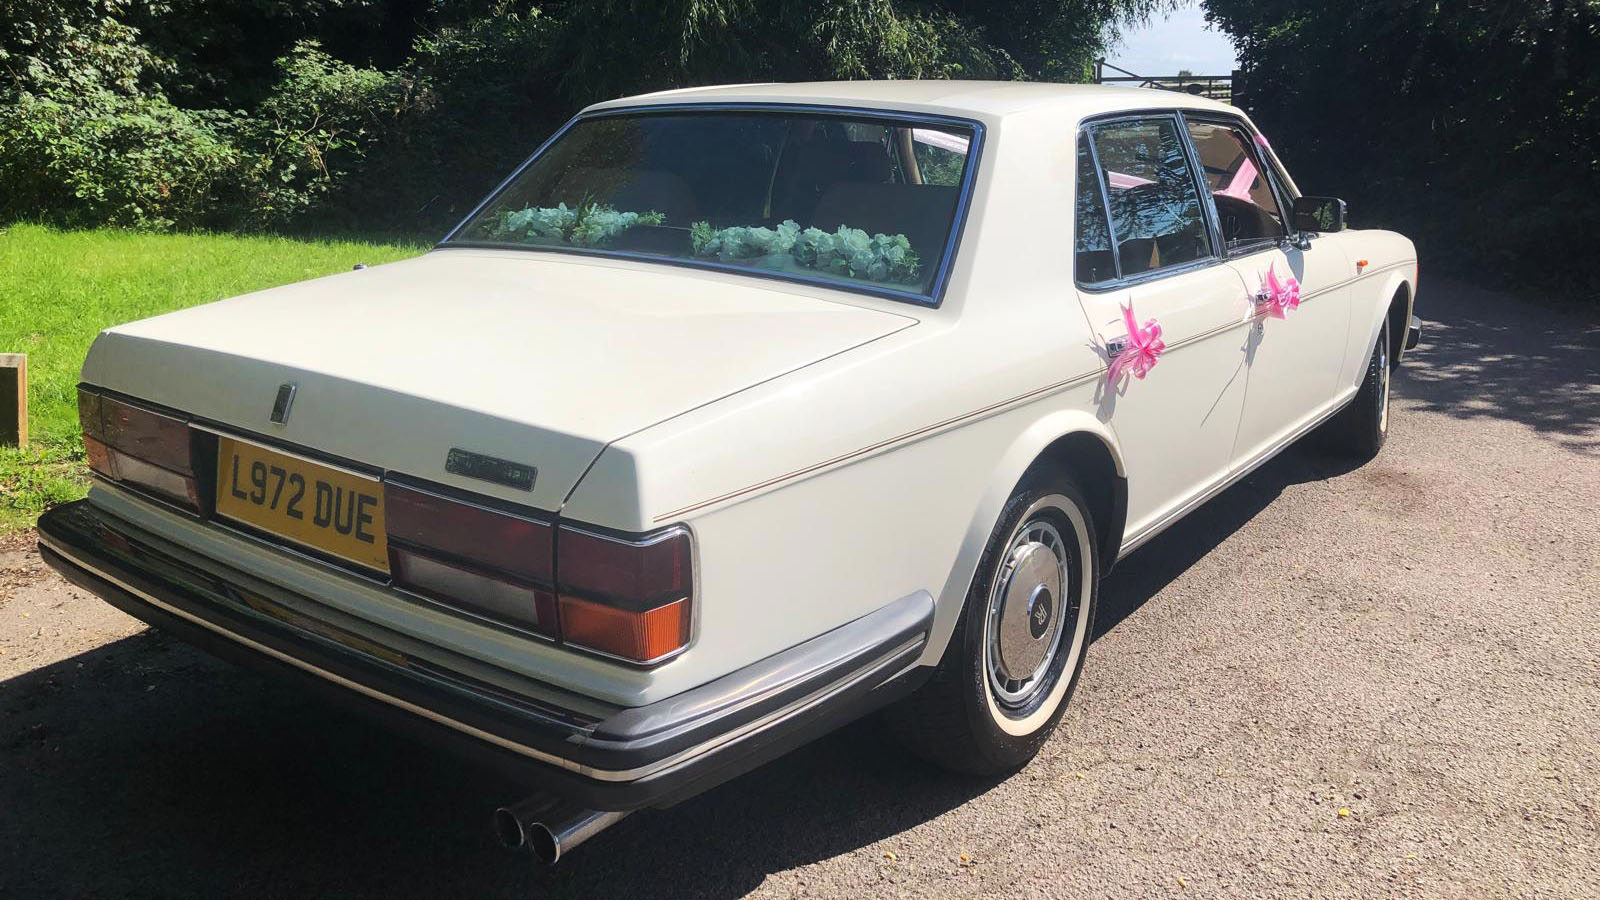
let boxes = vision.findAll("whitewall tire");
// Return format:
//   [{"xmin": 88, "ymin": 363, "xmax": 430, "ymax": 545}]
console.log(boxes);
[{"xmin": 887, "ymin": 470, "xmax": 1100, "ymax": 775}]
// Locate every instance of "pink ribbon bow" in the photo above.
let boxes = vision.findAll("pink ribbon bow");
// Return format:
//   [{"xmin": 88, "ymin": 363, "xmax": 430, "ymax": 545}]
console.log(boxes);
[
  {"xmin": 1255, "ymin": 263, "xmax": 1302, "ymax": 319},
  {"xmin": 1106, "ymin": 301, "xmax": 1165, "ymax": 385}
]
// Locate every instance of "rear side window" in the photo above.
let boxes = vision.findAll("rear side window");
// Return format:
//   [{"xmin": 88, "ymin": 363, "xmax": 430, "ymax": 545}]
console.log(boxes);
[
  {"xmin": 1184, "ymin": 120, "xmax": 1287, "ymax": 251},
  {"xmin": 1078, "ymin": 117, "xmax": 1212, "ymax": 282}
]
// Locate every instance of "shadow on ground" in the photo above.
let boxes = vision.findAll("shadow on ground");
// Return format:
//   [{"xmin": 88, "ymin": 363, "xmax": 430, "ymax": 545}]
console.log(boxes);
[{"xmin": 1397, "ymin": 278, "xmax": 1600, "ymax": 452}]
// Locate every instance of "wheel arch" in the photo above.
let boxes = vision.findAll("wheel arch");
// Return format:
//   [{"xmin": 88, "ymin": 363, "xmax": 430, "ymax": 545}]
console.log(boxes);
[
  {"xmin": 1385, "ymin": 280, "xmax": 1412, "ymax": 365},
  {"xmin": 923, "ymin": 411, "xmax": 1126, "ymax": 665},
  {"xmin": 1352, "ymin": 266, "xmax": 1415, "ymax": 384}
]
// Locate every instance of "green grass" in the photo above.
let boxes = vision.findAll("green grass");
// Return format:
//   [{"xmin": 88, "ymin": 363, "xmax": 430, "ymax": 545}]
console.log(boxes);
[{"xmin": 0, "ymin": 224, "xmax": 424, "ymax": 533}]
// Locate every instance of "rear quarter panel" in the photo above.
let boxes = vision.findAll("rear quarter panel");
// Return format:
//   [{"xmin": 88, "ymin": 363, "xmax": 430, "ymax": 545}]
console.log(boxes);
[{"xmin": 561, "ymin": 108, "xmax": 1129, "ymax": 693}]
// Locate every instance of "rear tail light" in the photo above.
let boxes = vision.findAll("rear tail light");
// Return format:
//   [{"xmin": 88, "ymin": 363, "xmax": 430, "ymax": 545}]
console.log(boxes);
[
  {"xmin": 558, "ymin": 595, "xmax": 690, "ymax": 664},
  {"xmin": 389, "ymin": 549, "xmax": 558, "ymax": 635},
  {"xmin": 556, "ymin": 525, "xmax": 693, "ymax": 663},
  {"xmin": 79, "ymin": 388, "xmax": 201, "ymax": 511},
  {"xmin": 384, "ymin": 482, "xmax": 558, "ymax": 637},
  {"xmin": 382, "ymin": 481, "xmax": 695, "ymax": 664}
]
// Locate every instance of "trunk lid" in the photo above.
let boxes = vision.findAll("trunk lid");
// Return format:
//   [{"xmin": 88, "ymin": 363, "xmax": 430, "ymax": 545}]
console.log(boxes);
[{"xmin": 83, "ymin": 249, "xmax": 916, "ymax": 511}]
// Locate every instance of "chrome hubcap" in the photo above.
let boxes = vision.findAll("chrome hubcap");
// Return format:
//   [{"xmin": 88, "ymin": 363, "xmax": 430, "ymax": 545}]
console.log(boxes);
[{"xmin": 986, "ymin": 519, "xmax": 1070, "ymax": 709}]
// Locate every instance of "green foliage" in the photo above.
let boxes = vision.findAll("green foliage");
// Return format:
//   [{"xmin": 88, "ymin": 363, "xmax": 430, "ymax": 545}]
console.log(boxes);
[
  {"xmin": 692, "ymin": 219, "xmax": 920, "ymax": 284},
  {"xmin": 0, "ymin": 87, "xmax": 238, "ymax": 229},
  {"xmin": 0, "ymin": 439, "xmax": 86, "ymax": 535},
  {"xmin": 794, "ymin": 225, "xmax": 919, "ymax": 282},
  {"xmin": 0, "ymin": 2, "xmax": 239, "ymax": 228},
  {"xmin": 692, "ymin": 220, "xmax": 803, "ymax": 260},
  {"xmin": 1207, "ymin": 0, "xmax": 1600, "ymax": 290},
  {"xmin": 0, "ymin": 0, "xmax": 1163, "ymax": 236},
  {"xmin": 231, "ymin": 41, "xmax": 415, "ymax": 229},
  {"xmin": 1, "ymin": 3, "xmax": 152, "ymax": 97},
  {"xmin": 484, "ymin": 203, "xmax": 666, "ymax": 246},
  {"xmin": 913, "ymin": 142, "xmax": 967, "ymax": 185}
]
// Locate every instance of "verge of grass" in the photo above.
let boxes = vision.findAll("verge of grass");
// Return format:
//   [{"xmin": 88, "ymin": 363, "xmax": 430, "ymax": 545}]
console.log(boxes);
[{"xmin": 0, "ymin": 224, "xmax": 425, "ymax": 534}]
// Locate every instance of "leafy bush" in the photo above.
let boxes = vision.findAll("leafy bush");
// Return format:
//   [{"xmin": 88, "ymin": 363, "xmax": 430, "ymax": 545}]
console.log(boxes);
[
  {"xmin": 0, "ymin": 10, "xmax": 239, "ymax": 229},
  {"xmin": 231, "ymin": 41, "xmax": 415, "ymax": 230},
  {"xmin": 0, "ymin": 87, "xmax": 237, "ymax": 229}
]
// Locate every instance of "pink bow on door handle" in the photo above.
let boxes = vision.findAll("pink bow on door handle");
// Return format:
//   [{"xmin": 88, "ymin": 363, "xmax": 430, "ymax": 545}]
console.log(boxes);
[
  {"xmin": 1106, "ymin": 301, "xmax": 1165, "ymax": 386},
  {"xmin": 1253, "ymin": 263, "xmax": 1302, "ymax": 319}
]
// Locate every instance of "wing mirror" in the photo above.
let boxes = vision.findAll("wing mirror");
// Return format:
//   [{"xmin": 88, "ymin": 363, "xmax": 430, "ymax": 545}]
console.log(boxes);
[{"xmin": 1293, "ymin": 196, "xmax": 1347, "ymax": 233}]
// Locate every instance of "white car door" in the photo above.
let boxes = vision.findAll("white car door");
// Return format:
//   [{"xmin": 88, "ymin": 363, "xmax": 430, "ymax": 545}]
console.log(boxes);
[
  {"xmin": 1073, "ymin": 114, "xmax": 1252, "ymax": 546},
  {"xmin": 1181, "ymin": 115, "xmax": 1353, "ymax": 466}
]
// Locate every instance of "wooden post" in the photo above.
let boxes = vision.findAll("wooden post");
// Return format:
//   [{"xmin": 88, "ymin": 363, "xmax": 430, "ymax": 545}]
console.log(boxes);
[{"xmin": 1, "ymin": 353, "xmax": 26, "ymax": 449}]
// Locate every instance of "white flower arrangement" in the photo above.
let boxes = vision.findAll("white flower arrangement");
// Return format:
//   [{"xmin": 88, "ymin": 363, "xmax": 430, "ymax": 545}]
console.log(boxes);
[
  {"xmin": 503, "ymin": 202, "xmax": 579, "ymax": 240},
  {"xmin": 693, "ymin": 221, "xmax": 920, "ymax": 284},
  {"xmin": 691, "ymin": 219, "xmax": 801, "ymax": 260},
  {"xmin": 570, "ymin": 206, "xmax": 665, "ymax": 246},
  {"xmin": 491, "ymin": 203, "xmax": 664, "ymax": 246}
]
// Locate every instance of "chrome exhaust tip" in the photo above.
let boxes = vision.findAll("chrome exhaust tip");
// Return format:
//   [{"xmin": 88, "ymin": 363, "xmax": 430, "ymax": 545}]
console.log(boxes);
[{"xmin": 494, "ymin": 796, "xmax": 629, "ymax": 864}]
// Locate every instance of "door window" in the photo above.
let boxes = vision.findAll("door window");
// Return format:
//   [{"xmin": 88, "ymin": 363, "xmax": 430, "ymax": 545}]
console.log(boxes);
[
  {"xmin": 1184, "ymin": 120, "xmax": 1288, "ymax": 251},
  {"xmin": 1080, "ymin": 117, "xmax": 1213, "ymax": 281}
]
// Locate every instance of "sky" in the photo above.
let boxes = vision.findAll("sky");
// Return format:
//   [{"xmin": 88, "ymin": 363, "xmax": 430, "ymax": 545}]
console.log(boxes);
[{"xmin": 1103, "ymin": 4, "xmax": 1239, "ymax": 78}]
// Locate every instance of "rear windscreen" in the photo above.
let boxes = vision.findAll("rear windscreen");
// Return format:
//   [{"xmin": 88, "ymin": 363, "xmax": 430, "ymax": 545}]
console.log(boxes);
[{"xmin": 447, "ymin": 110, "xmax": 977, "ymax": 301}]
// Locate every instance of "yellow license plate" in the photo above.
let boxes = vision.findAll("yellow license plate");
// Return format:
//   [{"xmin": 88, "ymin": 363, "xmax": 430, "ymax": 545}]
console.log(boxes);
[{"xmin": 215, "ymin": 436, "xmax": 388, "ymax": 572}]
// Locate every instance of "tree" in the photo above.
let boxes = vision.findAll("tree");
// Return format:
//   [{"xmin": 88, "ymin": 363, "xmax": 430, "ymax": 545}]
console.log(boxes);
[
  {"xmin": 1205, "ymin": 0, "xmax": 1600, "ymax": 289},
  {"xmin": 1, "ymin": 0, "xmax": 1174, "ymax": 233}
]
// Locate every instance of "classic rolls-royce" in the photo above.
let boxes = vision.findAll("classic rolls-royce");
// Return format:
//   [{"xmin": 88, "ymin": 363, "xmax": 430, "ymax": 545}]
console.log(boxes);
[{"xmin": 39, "ymin": 81, "xmax": 1420, "ymax": 863}]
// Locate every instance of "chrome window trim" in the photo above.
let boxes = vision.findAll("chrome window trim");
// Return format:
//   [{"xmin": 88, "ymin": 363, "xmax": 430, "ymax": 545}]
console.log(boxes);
[
  {"xmin": 1073, "ymin": 110, "xmax": 1223, "ymax": 292},
  {"xmin": 438, "ymin": 102, "xmax": 988, "ymax": 308},
  {"xmin": 1176, "ymin": 110, "xmax": 1298, "ymax": 260}
]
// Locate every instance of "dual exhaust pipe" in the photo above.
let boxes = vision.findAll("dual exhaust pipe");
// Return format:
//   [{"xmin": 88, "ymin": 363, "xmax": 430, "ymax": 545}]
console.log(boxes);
[{"xmin": 493, "ymin": 795, "xmax": 630, "ymax": 865}]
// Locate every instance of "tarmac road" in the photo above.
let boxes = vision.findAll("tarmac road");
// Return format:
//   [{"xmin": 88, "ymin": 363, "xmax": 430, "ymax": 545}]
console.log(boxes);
[{"xmin": 1, "ymin": 277, "xmax": 1596, "ymax": 899}]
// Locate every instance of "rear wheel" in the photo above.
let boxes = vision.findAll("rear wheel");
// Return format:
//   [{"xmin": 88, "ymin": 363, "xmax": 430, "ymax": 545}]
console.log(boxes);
[
  {"xmin": 887, "ymin": 471, "xmax": 1099, "ymax": 775},
  {"xmin": 1323, "ymin": 315, "xmax": 1391, "ymax": 459}
]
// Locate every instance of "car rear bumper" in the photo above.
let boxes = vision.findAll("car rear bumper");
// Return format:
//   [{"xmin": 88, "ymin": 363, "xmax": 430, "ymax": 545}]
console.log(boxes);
[{"xmin": 37, "ymin": 499, "xmax": 934, "ymax": 811}]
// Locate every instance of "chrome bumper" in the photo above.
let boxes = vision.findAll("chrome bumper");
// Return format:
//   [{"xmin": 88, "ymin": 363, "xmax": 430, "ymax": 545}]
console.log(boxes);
[{"xmin": 38, "ymin": 499, "xmax": 934, "ymax": 810}]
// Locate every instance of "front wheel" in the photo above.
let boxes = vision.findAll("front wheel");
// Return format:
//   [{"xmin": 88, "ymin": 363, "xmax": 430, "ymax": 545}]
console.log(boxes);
[
  {"xmin": 1323, "ymin": 315, "xmax": 1392, "ymax": 459},
  {"xmin": 887, "ymin": 471, "xmax": 1100, "ymax": 775}
]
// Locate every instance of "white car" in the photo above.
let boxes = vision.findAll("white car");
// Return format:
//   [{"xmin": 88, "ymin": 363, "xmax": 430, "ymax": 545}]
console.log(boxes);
[{"xmin": 40, "ymin": 81, "xmax": 1420, "ymax": 863}]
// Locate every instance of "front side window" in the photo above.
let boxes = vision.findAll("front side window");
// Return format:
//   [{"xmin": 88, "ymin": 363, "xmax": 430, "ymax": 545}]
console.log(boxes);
[
  {"xmin": 1184, "ymin": 120, "xmax": 1288, "ymax": 251},
  {"xmin": 1081, "ymin": 117, "xmax": 1212, "ymax": 280},
  {"xmin": 447, "ymin": 110, "xmax": 977, "ymax": 300}
]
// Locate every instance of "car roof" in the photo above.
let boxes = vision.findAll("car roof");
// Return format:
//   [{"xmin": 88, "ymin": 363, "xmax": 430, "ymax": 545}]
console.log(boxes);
[{"xmin": 583, "ymin": 80, "xmax": 1240, "ymax": 122}]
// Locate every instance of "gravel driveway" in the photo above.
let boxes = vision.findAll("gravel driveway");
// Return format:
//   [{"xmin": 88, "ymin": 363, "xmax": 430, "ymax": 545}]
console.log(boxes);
[{"xmin": 2, "ymin": 277, "xmax": 1596, "ymax": 899}]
